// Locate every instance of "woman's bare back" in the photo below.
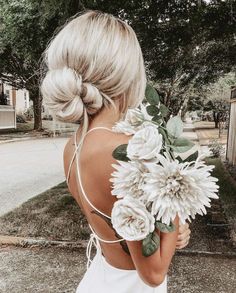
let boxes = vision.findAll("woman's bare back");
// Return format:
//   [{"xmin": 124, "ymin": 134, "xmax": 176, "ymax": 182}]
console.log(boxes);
[{"xmin": 63, "ymin": 126, "xmax": 135, "ymax": 270}]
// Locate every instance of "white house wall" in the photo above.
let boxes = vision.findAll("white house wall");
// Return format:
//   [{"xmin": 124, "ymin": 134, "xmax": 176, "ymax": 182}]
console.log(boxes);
[{"xmin": 3, "ymin": 83, "xmax": 30, "ymax": 113}]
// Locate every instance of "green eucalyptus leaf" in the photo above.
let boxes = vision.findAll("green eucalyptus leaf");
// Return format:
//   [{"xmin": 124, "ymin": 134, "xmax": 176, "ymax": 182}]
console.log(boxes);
[
  {"xmin": 155, "ymin": 221, "xmax": 176, "ymax": 233},
  {"xmin": 112, "ymin": 144, "xmax": 129, "ymax": 161},
  {"xmin": 171, "ymin": 138, "xmax": 194, "ymax": 153},
  {"xmin": 159, "ymin": 104, "xmax": 169, "ymax": 117},
  {"xmin": 145, "ymin": 84, "xmax": 160, "ymax": 105},
  {"xmin": 146, "ymin": 105, "xmax": 159, "ymax": 116},
  {"xmin": 158, "ymin": 127, "xmax": 169, "ymax": 144},
  {"xmin": 142, "ymin": 231, "xmax": 160, "ymax": 257},
  {"xmin": 184, "ymin": 150, "xmax": 199, "ymax": 162},
  {"xmin": 152, "ymin": 116, "xmax": 163, "ymax": 124},
  {"xmin": 166, "ymin": 116, "xmax": 183, "ymax": 138}
]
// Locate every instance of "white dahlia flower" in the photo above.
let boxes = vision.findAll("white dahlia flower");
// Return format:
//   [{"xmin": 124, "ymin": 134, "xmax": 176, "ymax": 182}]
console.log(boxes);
[
  {"xmin": 197, "ymin": 146, "xmax": 213, "ymax": 161},
  {"xmin": 143, "ymin": 154, "xmax": 219, "ymax": 225},
  {"xmin": 127, "ymin": 125, "xmax": 163, "ymax": 160},
  {"xmin": 111, "ymin": 197, "xmax": 155, "ymax": 241},
  {"xmin": 110, "ymin": 160, "xmax": 149, "ymax": 202}
]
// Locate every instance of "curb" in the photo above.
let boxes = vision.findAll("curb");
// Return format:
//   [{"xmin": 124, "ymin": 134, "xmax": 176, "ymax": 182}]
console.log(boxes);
[
  {"xmin": 176, "ymin": 248, "xmax": 236, "ymax": 259},
  {"xmin": 0, "ymin": 137, "xmax": 39, "ymax": 145},
  {"xmin": 0, "ymin": 133, "xmax": 74, "ymax": 145},
  {"xmin": 0, "ymin": 235, "xmax": 87, "ymax": 249},
  {"xmin": 1, "ymin": 235, "xmax": 236, "ymax": 258}
]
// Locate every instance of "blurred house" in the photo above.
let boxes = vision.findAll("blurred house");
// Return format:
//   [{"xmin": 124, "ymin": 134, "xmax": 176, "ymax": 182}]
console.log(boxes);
[
  {"xmin": 226, "ymin": 86, "xmax": 236, "ymax": 165},
  {"xmin": 0, "ymin": 80, "xmax": 30, "ymax": 129}
]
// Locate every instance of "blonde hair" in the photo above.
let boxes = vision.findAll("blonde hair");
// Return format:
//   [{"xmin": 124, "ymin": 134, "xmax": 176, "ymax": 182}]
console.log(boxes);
[{"xmin": 40, "ymin": 10, "xmax": 146, "ymax": 137}]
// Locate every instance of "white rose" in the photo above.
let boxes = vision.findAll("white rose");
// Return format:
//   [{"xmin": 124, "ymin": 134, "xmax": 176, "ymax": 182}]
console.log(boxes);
[
  {"xmin": 126, "ymin": 109, "xmax": 144, "ymax": 126},
  {"xmin": 127, "ymin": 125, "xmax": 163, "ymax": 160},
  {"xmin": 111, "ymin": 197, "xmax": 155, "ymax": 241},
  {"xmin": 112, "ymin": 109, "xmax": 144, "ymax": 135}
]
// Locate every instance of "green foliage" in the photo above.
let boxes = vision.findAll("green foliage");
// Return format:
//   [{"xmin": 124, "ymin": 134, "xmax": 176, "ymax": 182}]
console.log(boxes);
[
  {"xmin": 159, "ymin": 104, "xmax": 169, "ymax": 118},
  {"xmin": 171, "ymin": 137, "xmax": 195, "ymax": 153},
  {"xmin": 112, "ymin": 144, "xmax": 129, "ymax": 162},
  {"xmin": 146, "ymin": 105, "xmax": 159, "ymax": 116},
  {"xmin": 155, "ymin": 221, "xmax": 175, "ymax": 233},
  {"xmin": 1, "ymin": 0, "xmax": 235, "ymax": 126},
  {"xmin": 86, "ymin": 0, "xmax": 236, "ymax": 115},
  {"xmin": 184, "ymin": 151, "xmax": 199, "ymax": 162},
  {"xmin": 145, "ymin": 84, "xmax": 160, "ymax": 105},
  {"xmin": 208, "ymin": 140, "xmax": 224, "ymax": 158},
  {"xmin": 142, "ymin": 231, "xmax": 160, "ymax": 257},
  {"xmin": 166, "ymin": 116, "xmax": 183, "ymax": 138}
]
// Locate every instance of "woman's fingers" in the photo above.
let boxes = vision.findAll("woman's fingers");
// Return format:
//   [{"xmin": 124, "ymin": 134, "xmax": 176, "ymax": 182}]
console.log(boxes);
[
  {"xmin": 176, "ymin": 236, "xmax": 190, "ymax": 250},
  {"xmin": 177, "ymin": 227, "xmax": 191, "ymax": 241},
  {"xmin": 178, "ymin": 222, "xmax": 189, "ymax": 234},
  {"xmin": 176, "ymin": 223, "xmax": 191, "ymax": 249}
]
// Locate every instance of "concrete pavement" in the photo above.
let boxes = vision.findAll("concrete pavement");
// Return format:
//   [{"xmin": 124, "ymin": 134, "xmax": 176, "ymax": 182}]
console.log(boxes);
[
  {"xmin": 0, "ymin": 246, "xmax": 235, "ymax": 293},
  {"xmin": 0, "ymin": 137, "xmax": 69, "ymax": 216}
]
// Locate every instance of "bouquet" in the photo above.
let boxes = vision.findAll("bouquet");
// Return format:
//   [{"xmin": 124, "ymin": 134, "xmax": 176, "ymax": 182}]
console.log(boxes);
[{"xmin": 109, "ymin": 84, "xmax": 219, "ymax": 257}]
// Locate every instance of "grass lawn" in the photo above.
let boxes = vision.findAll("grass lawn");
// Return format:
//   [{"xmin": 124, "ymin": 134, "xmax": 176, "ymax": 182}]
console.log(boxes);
[
  {"xmin": 0, "ymin": 181, "xmax": 90, "ymax": 241},
  {"xmin": 0, "ymin": 122, "xmax": 34, "ymax": 135},
  {"xmin": 0, "ymin": 120, "xmax": 77, "ymax": 136},
  {"xmin": 208, "ymin": 158, "xmax": 236, "ymax": 228}
]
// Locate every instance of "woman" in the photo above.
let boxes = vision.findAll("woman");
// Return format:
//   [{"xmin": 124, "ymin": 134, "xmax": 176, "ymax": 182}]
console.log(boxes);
[{"xmin": 41, "ymin": 10, "xmax": 191, "ymax": 293}]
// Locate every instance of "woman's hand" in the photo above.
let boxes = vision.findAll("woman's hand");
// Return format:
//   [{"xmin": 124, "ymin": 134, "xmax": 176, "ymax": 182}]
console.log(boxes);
[{"xmin": 176, "ymin": 222, "xmax": 191, "ymax": 249}]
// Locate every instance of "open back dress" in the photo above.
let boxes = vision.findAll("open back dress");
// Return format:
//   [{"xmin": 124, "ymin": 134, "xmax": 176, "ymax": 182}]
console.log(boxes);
[{"xmin": 66, "ymin": 126, "xmax": 167, "ymax": 293}]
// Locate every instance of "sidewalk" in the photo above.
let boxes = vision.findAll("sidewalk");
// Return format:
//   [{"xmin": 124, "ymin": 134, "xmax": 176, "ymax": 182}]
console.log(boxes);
[
  {"xmin": 0, "ymin": 246, "xmax": 235, "ymax": 293},
  {"xmin": 0, "ymin": 137, "xmax": 68, "ymax": 216},
  {"xmin": 194, "ymin": 121, "xmax": 228, "ymax": 145}
]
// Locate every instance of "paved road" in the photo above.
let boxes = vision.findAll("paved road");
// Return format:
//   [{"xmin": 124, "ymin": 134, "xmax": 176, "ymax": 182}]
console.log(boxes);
[
  {"xmin": 0, "ymin": 246, "xmax": 235, "ymax": 293},
  {"xmin": 0, "ymin": 137, "xmax": 69, "ymax": 216}
]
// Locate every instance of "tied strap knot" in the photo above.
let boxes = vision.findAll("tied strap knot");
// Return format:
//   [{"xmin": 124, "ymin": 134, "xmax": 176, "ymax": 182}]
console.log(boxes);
[{"xmin": 86, "ymin": 231, "xmax": 101, "ymax": 270}]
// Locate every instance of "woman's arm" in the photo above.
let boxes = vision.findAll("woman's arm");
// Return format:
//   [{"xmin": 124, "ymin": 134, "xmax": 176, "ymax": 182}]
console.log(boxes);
[
  {"xmin": 94, "ymin": 131, "xmax": 180, "ymax": 287},
  {"xmin": 126, "ymin": 216, "xmax": 179, "ymax": 287}
]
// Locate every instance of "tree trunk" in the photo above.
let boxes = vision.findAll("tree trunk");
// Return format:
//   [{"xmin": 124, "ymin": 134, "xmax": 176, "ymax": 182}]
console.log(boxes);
[
  {"xmin": 30, "ymin": 89, "xmax": 43, "ymax": 131},
  {"xmin": 213, "ymin": 111, "xmax": 219, "ymax": 128}
]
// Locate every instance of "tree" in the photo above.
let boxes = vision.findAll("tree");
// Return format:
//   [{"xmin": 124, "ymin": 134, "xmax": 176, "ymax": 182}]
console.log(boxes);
[
  {"xmin": 186, "ymin": 72, "xmax": 235, "ymax": 128},
  {"xmin": 0, "ymin": 0, "xmax": 84, "ymax": 130},
  {"xmin": 203, "ymin": 73, "xmax": 235, "ymax": 128},
  {"xmin": 0, "ymin": 0, "xmax": 235, "ymax": 129}
]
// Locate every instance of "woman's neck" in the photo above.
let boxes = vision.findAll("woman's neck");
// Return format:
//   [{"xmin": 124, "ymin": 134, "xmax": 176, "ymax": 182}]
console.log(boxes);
[{"xmin": 89, "ymin": 102, "xmax": 124, "ymax": 129}]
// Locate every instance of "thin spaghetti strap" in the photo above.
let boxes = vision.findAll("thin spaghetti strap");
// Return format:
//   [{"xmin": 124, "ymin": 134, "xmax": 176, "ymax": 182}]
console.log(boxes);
[
  {"xmin": 66, "ymin": 126, "xmax": 113, "ymax": 185},
  {"xmin": 73, "ymin": 126, "xmax": 114, "ymax": 219},
  {"xmin": 67, "ymin": 126, "xmax": 124, "ymax": 270}
]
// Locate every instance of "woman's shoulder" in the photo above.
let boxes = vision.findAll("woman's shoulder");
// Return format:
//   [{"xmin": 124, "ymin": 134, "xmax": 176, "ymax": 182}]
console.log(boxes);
[{"xmin": 85, "ymin": 130, "xmax": 130, "ymax": 182}]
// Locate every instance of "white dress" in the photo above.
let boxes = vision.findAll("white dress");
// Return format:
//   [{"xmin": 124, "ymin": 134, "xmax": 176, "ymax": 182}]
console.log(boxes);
[{"xmin": 66, "ymin": 127, "xmax": 168, "ymax": 293}]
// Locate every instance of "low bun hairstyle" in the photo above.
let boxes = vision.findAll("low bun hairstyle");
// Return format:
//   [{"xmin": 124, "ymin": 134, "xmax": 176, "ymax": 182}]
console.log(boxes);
[{"xmin": 40, "ymin": 10, "xmax": 146, "ymax": 137}]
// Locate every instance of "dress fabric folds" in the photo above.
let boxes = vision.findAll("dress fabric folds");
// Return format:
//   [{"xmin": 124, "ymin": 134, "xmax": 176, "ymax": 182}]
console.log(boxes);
[{"xmin": 76, "ymin": 251, "xmax": 167, "ymax": 293}]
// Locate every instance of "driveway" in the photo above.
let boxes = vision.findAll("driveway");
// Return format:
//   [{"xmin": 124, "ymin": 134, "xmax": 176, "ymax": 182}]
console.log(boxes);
[{"xmin": 0, "ymin": 137, "xmax": 69, "ymax": 216}]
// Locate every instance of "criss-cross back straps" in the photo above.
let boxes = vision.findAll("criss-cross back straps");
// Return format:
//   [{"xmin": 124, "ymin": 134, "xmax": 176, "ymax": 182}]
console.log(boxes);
[
  {"xmin": 67, "ymin": 126, "xmax": 125, "ymax": 268},
  {"xmin": 66, "ymin": 127, "xmax": 112, "ymax": 187},
  {"xmin": 74, "ymin": 127, "xmax": 114, "ymax": 220}
]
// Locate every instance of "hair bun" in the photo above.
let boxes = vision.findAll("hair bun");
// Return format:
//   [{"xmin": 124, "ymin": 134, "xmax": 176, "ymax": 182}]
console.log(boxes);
[
  {"xmin": 41, "ymin": 66, "xmax": 103, "ymax": 123},
  {"xmin": 82, "ymin": 82, "xmax": 103, "ymax": 115}
]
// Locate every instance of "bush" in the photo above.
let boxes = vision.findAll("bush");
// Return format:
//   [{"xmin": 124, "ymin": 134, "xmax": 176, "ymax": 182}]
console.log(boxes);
[
  {"xmin": 209, "ymin": 139, "xmax": 225, "ymax": 157},
  {"xmin": 24, "ymin": 106, "xmax": 34, "ymax": 120},
  {"xmin": 16, "ymin": 114, "xmax": 27, "ymax": 123}
]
